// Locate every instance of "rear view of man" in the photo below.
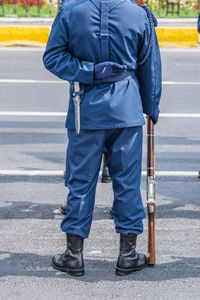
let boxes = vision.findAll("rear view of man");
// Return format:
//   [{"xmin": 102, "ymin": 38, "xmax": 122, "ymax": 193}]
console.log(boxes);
[{"xmin": 43, "ymin": 0, "xmax": 162, "ymax": 276}]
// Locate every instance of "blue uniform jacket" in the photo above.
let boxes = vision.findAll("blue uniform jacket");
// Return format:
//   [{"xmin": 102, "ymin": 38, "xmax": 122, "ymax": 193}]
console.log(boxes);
[{"xmin": 43, "ymin": 0, "xmax": 162, "ymax": 129}]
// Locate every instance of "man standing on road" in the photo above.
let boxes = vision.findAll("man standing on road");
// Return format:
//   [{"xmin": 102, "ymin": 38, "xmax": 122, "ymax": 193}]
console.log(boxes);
[{"xmin": 43, "ymin": 0, "xmax": 162, "ymax": 276}]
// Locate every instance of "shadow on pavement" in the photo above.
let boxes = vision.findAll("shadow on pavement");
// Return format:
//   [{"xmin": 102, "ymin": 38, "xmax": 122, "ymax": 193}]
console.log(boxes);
[
  {"xmin": 23, "ymin": 151, "xmax": 65, "ymax": 165},
  {"xmin": 0, "ymin": 201, "xmax": 199, "ymax": 221},
  {"xmin": 0, "ymin": 251, "xmax": 199, "ymax": 282},
  {"xmin": 0, "ymin": 201, "xmax": 112, "ymax": 221}
]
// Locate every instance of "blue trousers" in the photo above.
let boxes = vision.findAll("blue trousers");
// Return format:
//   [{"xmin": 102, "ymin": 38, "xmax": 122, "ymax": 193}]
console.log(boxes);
[{"xmin": 61, "ymin": 127, "xmax": 145, "ymax": 239}]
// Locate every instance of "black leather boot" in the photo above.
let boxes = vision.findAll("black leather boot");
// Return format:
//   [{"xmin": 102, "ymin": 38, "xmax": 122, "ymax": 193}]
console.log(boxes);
[
  {"xmin": 52, "ymin": 234, "xmax": 84, "ymax": 276},
  {"xmin": 116, "ymin": 233, "xmax": 147, "ymax": 276},
  {"xmin": 109, "ymin": 207, "xmax": 113, "ymax": 218},
  {"xmin": 101, "ymin": 152, "xmax": 112, "ymax": 183},
  {"xmin": 60, "ymin": 202, "xmax": 67, "ymax": 214}
]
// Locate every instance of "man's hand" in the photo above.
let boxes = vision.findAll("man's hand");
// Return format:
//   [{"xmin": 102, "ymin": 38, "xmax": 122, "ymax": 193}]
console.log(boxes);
[
  {"xmin": 149, "ymin": 107, "xmax": 160, "ymax": 125},
  {"xmin": 94, "ymin": 62, "xmax": 127, "ymax": 80}
]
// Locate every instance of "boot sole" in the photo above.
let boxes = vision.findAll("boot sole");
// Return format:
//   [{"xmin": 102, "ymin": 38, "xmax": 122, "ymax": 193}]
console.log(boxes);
[
  {"xmin": 101, "ymin": 176, "xmax": 112, "ymax": 183},
  {"xmin": 116, "ymin": 263, "xmax": 147, "ymax": 276},
  {"xmin": 51, "ymin": 261, "xmax": 85, "ymax": 277},
  {"xmin": 60, "ymin": 208, "xmax": 66, "ymax": 215}
]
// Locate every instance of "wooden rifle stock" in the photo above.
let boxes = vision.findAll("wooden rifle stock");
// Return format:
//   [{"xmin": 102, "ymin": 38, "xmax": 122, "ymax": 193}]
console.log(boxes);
[{"xmin": 147, "ymin": 116, "xmax": 156, "ymax": 265}]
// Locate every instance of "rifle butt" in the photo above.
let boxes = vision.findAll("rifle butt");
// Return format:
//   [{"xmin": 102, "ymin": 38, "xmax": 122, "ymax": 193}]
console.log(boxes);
[{"xmin": 148, "ymin": 204, "xmax": 156, "ymax": 265}]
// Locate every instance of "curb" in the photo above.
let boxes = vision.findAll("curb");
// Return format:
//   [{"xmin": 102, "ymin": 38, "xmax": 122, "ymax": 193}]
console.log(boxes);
[
  {"xmin": 0, "ymin": 25, "xmax": 50, "ymax": 47},
  {"xmin": 0, "ymin": 25, "xmax": 199, "ymax": 48},
  {"xmin": 156, "ymin": 27, "xmax": 198, "ymax": 48}
]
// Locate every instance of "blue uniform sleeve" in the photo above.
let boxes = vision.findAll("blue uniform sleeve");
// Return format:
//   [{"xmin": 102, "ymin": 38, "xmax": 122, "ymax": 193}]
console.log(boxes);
[
  {"xmin": 198, "ymin": 12, "xmax": 200, "ymax": 34},
  {"xmin": 43, "ymin": 10, "xmax": 94, "ymax": 84},
  {"xmin": 137, "ymin": 14, "xmax": 162, "ymax": 116}
]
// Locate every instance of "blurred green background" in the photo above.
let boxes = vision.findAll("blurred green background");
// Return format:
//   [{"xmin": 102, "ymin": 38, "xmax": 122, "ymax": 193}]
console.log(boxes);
[{"xmin": 0, "ymin": 0, "xmax": 199, "ymax": 18}]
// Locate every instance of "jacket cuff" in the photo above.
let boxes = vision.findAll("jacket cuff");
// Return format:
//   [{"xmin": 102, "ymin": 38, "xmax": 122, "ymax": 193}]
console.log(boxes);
[{"xmin": 82, "ymin": 61, "xmax": 94, "ymax": 84}]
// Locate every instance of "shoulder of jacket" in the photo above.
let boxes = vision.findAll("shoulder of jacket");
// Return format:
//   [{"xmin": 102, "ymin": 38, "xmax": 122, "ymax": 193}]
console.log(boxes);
[
  {"xmin": 136, "ymin": 3, "xmax": 158, "ymax": 27},
  {"xmin": 61, "ymin": 0, "xmax": 89, "ymax": 13}
]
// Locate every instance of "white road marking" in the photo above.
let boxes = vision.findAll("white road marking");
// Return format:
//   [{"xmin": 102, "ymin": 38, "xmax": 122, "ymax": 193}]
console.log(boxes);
[
  {"xmin": 0, "ymin": 79, "xmax": 200, "ymax": 85},
  {"xmin": 159, "ymin": 113, "xmax": 200, "ymax": 118},
  {"xmin": 0, "ymin": 111, "xmax": 66, "ymax": 116},
  {"xmin": 161, "ymin": 47, "xmax": 200, "ymax": 53},
  {"xmin": 88, "ymin": 250, "xmax": 102, "ymax": 254},
  {"xmin": 162, "ymin": 81, "xmax": 200, "ymax": 85},
  {"xmin": 100, "ymin": 170, "xmax": 199, "ymax": 177},
  {"xmin": 0, "ymin": 170, "xmax": 198, "ymax": 177},
  {"xmin": 0, "ymin": 79, "xmax": 63, "ymax": 84},
  {"xmin": 150, "ymin": 171, "xmax": 199, "ymax": 177},
  {"xmin": 53, "ymin": 209, "xmax": 62, "ymax": 214},
  {"xmin": 0, "ymin": 170, "xmax": 65, "ymax": 176},
  {"xmin": 0, "ymin": 112, "xmax": 200, "ymax": 118}
]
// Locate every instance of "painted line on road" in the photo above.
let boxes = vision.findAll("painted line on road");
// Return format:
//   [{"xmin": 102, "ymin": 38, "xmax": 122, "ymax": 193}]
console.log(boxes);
[
  {"xmin": 0, "ymin": 170, "xmax": 198, "ymax": 177},
  {"xmin": 0, "ymin": 170, "xmax": 65, "ymax": 176},
  {"xmin": 0, "ymin": 79, "xmax": 200, "ymax": 85},
  {"xmin": 102, "ymin": 170, "xmax": 199, "ymax": 177},
  {"xmin": 161, "ymin": 47, "xmax": 200, "ymax": 52},
  {"xmin": 152, "ymin": 171, "xmax": 199, "ymax": 177},
  {"xmin": 162, "ymin": 81, "xmax": 200, "ymax": 85},
  {"xmin": 159, "ymin": 113, "xmax": 200, "ymax": 118},
  {"xmin": 0, "ymin": 111, "xmax": 66, "ymax": 116},
  {"xmin": 0, "ymin": 112, "xmax": 200, "ymax": 118},
  {"xmin": 0, "ymin": 79, "xmax": 63, "ymax": 84}
]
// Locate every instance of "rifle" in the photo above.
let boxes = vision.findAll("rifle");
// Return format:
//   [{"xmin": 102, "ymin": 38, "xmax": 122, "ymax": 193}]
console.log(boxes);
[
  {"xmin": 147, "ymin": 116, "xmax": 156, "ymax": 265},
  {"xmin": 133, "ymin": 0, "xmax": 156, "ymax": 266}
]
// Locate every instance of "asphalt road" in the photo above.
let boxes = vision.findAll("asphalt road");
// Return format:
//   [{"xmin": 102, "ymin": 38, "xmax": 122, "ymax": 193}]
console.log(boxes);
[{"xmin": 0, "ymin": 47, "xmax": 199, "ymax": 300}]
